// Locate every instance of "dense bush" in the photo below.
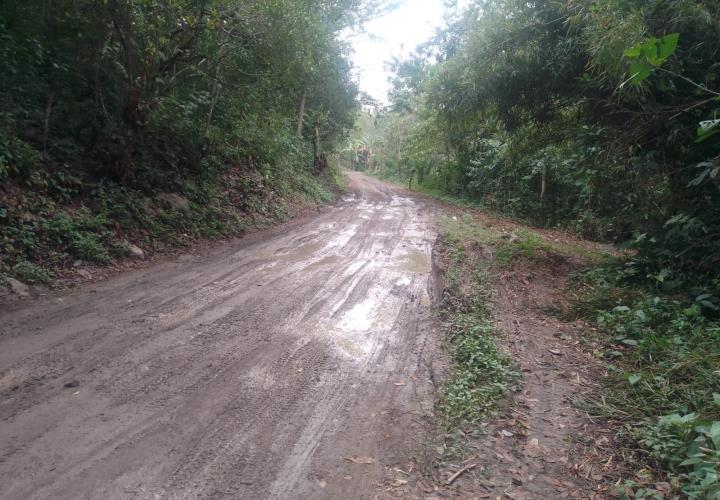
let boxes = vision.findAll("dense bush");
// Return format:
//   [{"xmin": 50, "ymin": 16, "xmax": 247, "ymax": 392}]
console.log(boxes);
[
  {"xmin": 356, "ymin": 1, "xmax": 720, "ymax": 493},
  {"xmin": 0, "ymin": 0, "xmax": 363, "ymax": 280},
  {"xmin": 364, "ymin": 0, "xmax": 720, "ymax": 286},
  {"xmin": 572, "ymin": 263, "xmax": 720, "ymax": 496}
]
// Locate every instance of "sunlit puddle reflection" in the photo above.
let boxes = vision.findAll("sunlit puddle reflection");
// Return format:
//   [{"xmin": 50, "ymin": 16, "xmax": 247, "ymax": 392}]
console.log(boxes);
[
  {"xmin": 328, "ymin": 288, "xmax": 388, "ymax": 358},
  {"xmin": 339, "ymin": 301, "xmax": 376, "ymax": 331},
  {"xmin": 395, "ymin": 249, "xmax": 429, "ymax": 273}
]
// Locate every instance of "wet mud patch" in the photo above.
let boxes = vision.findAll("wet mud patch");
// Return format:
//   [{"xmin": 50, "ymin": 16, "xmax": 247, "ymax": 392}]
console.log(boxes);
[
  {"xmin": 306, "ymin": 254, "xmax": 340, "ymax": 270},
  {"xmin": 0, "ymin": 173, "xmax": 448, "ymax": 500},
  {"xmin": 272, "ymin": 241, "xmax": 325, "ymax": 262},
  {"xmin": 395, "ymin": 249, "xmax": 429, "ymax": 274}
]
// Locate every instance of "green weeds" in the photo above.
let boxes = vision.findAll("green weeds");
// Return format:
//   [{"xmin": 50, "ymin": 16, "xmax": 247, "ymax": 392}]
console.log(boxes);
[
  {"xmin": 10, "ymin": 259, "xmax": 53, "ymax": 284},
  {"xmin": 437, "ymin": 231, "xmax": 520, "ymax": 431},
  {"xmin": 572, "ymin": 263, "xmax": 720, "ymax": 497},
  {"xmin": 441, "ymin": 214, "xmax": 605, "ymax": 269},
  {"xmin": 1, "ymin": 166, "xmax": 341, "ymax": 286}
]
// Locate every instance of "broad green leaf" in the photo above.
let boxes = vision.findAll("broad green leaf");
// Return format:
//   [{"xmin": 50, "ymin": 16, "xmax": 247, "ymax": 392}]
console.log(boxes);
[
  {"xmin": 709, "ymin": 421, "xmax": 720, "ymax": 448},
  {"xmin": 640, "ymin": 39, "xmax": 661, "ymax": 66},
  {"xmin": 700, "ymin": 300, "xmax": 719, "ymax": 311},
  {"xmin": 696, "ymin": 119, "xmax": 720, "ymax": 143},
  {"xmin": 628, "ymin": 374, "xmax": 641, "ymax": 385},
  {"xmin": 695, "ymin": 129, "xmax": 719, "ymax": 143},
  {"xmin": 679, "ymin": 457, "xmax": 706, "ymax": 467},
  {"xmin": 624, "ymin": 44, "xmax": 642, "ymax": 58},
  {"xmin": 629, "ymin": 63, "xmax": 651, "ymax": 84},
  {"xmin": 658, "ymin": 33, "xmax": 679, "ymax": 60}
]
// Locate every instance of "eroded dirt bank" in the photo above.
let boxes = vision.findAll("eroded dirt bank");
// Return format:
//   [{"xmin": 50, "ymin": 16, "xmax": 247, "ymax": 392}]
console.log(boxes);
[{"xmin": 0, "ymin": 173, "xmax": 443, "ymax": 499}]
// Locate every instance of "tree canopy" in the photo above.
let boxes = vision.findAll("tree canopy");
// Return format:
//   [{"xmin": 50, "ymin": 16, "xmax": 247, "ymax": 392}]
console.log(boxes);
[{"xmin": 365, "ymin": 0, "xmax": 720, "ymax": 291}]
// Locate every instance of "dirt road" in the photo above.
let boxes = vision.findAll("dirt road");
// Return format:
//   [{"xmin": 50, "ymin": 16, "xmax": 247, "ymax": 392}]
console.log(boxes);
[{"xmin": 0, "ymin": 173, "xmax": 441, "ymax": 499}]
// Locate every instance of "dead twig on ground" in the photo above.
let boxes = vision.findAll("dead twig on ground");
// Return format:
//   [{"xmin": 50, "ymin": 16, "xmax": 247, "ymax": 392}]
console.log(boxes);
[{"xmin": 446, "ymin": 463, "xmax": 477, "ymax": 485}]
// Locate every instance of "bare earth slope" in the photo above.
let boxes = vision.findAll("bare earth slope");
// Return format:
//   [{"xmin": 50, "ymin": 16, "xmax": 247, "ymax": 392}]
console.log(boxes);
[{"xmin": 0, "ymin": 173, "xmax": 441, "ymax": 499}]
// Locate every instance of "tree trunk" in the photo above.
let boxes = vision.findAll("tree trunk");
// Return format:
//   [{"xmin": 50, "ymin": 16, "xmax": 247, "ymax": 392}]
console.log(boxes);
[
  {"xmin": 540, "ymin": 164, "xmax": 547, "ymax": 203},
  {"xmin": 42, "ymin": 94, "xmax": 54, "ymax": 156},
  {"xmin": 206, "ymin": 66, "xmax": 222, "ymax": 135},
  {"xmin": 297, "ymin": 88, "xmax": 306, "ymax": 138},
  {"xmin": 314, "ymin": 122, "xmax": 321, "ymax": 158}
]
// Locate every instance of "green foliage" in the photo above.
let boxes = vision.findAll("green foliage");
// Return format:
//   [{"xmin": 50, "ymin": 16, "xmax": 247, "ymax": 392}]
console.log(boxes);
[
  {"xmin": 572, "ymin": 262, "xmax": 720, "ymax": 495},
  {"xmin": 438, "ymin": 236, "xmax": 520, "ymax": 428},
  {"xmin": 598, "ymin": 296, "xmax": 720, "ymax": 419},
  {"xmin": 0, "ymin": 0, "xmax": 366, "ymax": 283},
  {"xmin": 10, "ymin": 259, "xmax": 53, "ymax": 285},
  {"xmin": 442, "ymin": 310, "xmax": 519, "ymax": 427},
  {"xmin": 43, "ymin": 210, "xmax": 112, "ymax": 263},
  {"xmin": 364, "ymin": 0, "xmax": 720, "ymax": 284},
  {"xmin": 623, "ymin": 33, "xmax": 680, "ymax": 85},
  {"xmin": 622, "ymin": 414, "xmax": 720, "ymax": 498}
]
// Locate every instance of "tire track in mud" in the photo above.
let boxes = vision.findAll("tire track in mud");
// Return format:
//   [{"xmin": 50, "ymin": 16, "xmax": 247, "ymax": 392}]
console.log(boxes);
[{"xmin": 0, "ymin": 172, "xmax": 442, "ymax": 499}]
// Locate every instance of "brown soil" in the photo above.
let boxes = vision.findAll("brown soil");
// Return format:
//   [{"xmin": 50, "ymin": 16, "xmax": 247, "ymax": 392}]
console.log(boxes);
[
  {"xmin": 477, "ymin": 257, "xmax": 622, "ymax": 498},
  {"xmin": 405, "ymin": 237, "xmax": 625, "ymax": 499},
  {"xmin": 0, "ymin": 173, "xmax": 446, "ymax": 499},
  {"xmin": 0, "ymin": 173, "xmax": 623, "ymax": 499}
]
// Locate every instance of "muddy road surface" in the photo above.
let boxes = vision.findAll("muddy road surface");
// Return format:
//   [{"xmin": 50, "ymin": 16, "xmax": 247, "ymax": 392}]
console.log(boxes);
[{"xmin": 0, "ymin": 173, "xmax": 441, "ymax": 499}]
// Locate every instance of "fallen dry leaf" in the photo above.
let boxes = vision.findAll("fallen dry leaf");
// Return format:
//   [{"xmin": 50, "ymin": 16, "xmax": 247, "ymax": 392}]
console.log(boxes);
[{"xmin": 417, "ymin": 480, "xmax": 433, "ymax": 493}]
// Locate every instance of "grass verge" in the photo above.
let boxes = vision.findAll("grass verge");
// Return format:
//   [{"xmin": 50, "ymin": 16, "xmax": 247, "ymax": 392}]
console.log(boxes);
[
  {"xmin": 376, "ymin": 173, "xmax": 719, "ymax": 496},
  {"xmin": 441, "ymin": 214, "xmax": 606, "ymax": 268},
  {"xmin": 435, "ymin": 217, "xmax": 520, "ymax": 449}
]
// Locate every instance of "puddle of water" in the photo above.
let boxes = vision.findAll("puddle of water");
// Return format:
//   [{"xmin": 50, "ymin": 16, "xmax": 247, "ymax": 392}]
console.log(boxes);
[
  {"xmin": 256, "ymin": 241, "xmax": 324, "ymax": 262},
  {"xmin": 306, "ymin": 254, "xmax": 340, "ymax": 270},
  {"xmin": 334, "ymin": 336, "xmax": 365, "ymax": 358},
  {"xmin": 339, "ymin": 301, "xmax": 376, "ymax": 331},
  {"xmin": 396, "ymin": 250, "xmax": 429, "ymax": 274}
]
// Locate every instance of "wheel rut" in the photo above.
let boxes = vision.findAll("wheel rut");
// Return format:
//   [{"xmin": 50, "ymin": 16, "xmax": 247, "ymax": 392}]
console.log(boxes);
[{"xmin": 0, "ymin": 172, "xmax": 442, "ymax": 499}]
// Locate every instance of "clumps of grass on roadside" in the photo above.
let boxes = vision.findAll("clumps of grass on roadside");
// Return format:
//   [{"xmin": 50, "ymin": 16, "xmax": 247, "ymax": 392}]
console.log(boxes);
[
  {"xmin": 442, "ymin": 306, "xmax": 519, "ymax": 427},
  {"xmin": 436, "ymin": 232, "xmax": 520, "ymax": 430},
  {"xmin": 1, "ymin": 166, "xmax": 344, "ymax": 288},
  {"xmin": 570, "ymin": 262, "xmax": 720, "ymax": 498},
  {"xmin": 10, "ymin": 259, "xmax": 53, "ymax": 284},
  {"xmin": 441, "ymin": 215, "xmax": 604, "ymax": 270}
]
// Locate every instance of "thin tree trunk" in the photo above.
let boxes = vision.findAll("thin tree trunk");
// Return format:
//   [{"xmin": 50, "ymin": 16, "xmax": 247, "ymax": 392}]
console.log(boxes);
[
  {"xmin": 297, "ymin": 88, "xmax": 306, "ymax": 138},
  {"xmin": 43, "ymin": 94, "xmax": 54, "ymax": 156},
  {"xmin": 540, "ymin": 164, "xmax": 547, "ymax": 203},
  {"xmin": 408, "ymin": 169, "xmax": 416, "ymax": 190},
  {"xmin": 206, "ymin": 67, "xmax": 222, "ymax": 135},
  {"xmin": 314, "ymin": 122, "xmax": 321, "ymax": 158},
  {"xmin": 206, "ymin": 34, "xmax": 229, "ymax": 135}
]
